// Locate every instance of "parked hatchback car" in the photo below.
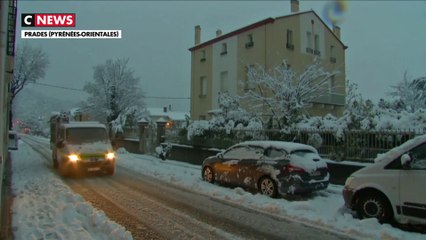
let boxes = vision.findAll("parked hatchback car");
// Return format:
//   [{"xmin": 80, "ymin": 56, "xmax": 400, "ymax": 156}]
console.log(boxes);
[
  {"xmin": 201, "ymin": 141, "xmax": 329, "ymax": 197},
  {"xmin": 8, "ymin": 131, "xmax": 19, "ymax": 150},
  {"xmin": 343, "ymin": 134, "xmax": 426, "ymax": 225}
]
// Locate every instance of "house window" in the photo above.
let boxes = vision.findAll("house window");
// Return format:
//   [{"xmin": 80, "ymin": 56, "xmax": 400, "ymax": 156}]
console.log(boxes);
[
  {"xmin": 221, "ymin": 43, "xmax": 227, "ymax": 55},
  {"xmin": 245, "ymin": 34, "xmax": 254, "ymax": 48},
  {"xmin": 286, "ymin": 29, "xmax": 294, "ymax": 50},
  {"xmin": 306, "ymin": 31, "xmax": 313, "ymax": 54},
  {"xmin": 200, "ymin": 50, "xmax": 206, "ymax": 62},
  {"xmin": 330, "ymin": 45, "xmax": 336, "ymax": 63},
  {"xmin": 220, "ymin": 71, "xmax": 228, "ymax": 92},
  {"xmin": 328, "ymin": 75, "xmax": 335, "ymax": 93},
  {"xmin": 199, "ymin": 115, "xmax": 206, "ymax": 120},
  {"xmin": 314, "ymin": 34, "xmax": 320, "ymax": 55},
  {"xmin": 200, "ymin": 76, "xmax": 207, "ymax": 97}
]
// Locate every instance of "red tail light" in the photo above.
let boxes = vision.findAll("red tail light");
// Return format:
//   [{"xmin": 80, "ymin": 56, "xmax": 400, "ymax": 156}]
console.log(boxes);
[{"xmin": 285, "ymin": 164, "xmax": 305, "ymax": 173}]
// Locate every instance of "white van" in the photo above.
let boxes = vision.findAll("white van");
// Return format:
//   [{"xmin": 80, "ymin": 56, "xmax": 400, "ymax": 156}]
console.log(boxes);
[
  {"xmin": 343, "ymin": 134, "xmax": 426, "ymax": 225},
  {"xmin": 8, "ymin": 131, "xmax": 19, "ymax": 150}
]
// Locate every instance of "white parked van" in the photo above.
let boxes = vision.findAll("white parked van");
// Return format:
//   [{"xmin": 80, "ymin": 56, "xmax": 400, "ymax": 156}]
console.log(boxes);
[{"xmin": 343, "ymin": 134, "xmax": 426, "ymax": 225}]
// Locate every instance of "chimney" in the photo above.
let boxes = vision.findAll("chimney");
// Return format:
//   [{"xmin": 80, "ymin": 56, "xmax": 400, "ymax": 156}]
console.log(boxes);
[
  {"xmin": 291, "ymin": 0, "xmax": 299, "ymax": 13},
  {"xmin": 333, "ymin": 25, "xmax": 341, "ymax": 39},
  {"xmin": 216, "ymin": 29, "xmax": 222, "ymax": 37},
  {"xmin": 195, "ymin": 25, "xmax": 201, "ymax": 45}
]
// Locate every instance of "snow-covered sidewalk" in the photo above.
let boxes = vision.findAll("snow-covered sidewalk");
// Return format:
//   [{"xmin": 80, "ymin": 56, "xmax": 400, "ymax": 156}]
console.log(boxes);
[{"xmin": 10, "ymin": 140, "xmax": 132, "ymax": 240}]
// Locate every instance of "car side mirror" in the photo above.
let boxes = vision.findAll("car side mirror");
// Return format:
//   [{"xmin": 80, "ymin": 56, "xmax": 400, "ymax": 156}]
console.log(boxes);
[
  {"xmin": 216, "ymin": 152, "xmax": 223, "ymax": 159},
  {"xmin": 401, "ymin": 153, "xmax": 412, "ymax": 169},
  {"xmin": 56, "ymin": 141, "xmax": 64, "ymax": 148}
]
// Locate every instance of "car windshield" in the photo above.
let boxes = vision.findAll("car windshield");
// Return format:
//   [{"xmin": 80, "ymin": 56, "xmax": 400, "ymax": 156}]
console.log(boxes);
[{"xmin": 66, "ymin": 128, "xmax": 108, "ymax": 144}]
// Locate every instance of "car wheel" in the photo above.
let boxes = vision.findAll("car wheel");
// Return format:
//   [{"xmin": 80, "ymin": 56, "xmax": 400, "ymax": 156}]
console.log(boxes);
[
  {"xmin": 259, "ymin": 176, "xmax": 278, "ymax": 198},
  {"xmin": 356, "ymin": 193, "xmax": 392, "ymax": 223},
  {"xmin": 202, "ymin": 166, "xmax": 215, "ymax": 183}
]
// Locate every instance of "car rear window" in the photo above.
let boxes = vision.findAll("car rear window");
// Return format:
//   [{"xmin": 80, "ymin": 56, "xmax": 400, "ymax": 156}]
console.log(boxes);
[
  {"xmin": 267, "ymin": 148, "xmax": 288, "ymax": 159},
  {"xmin": 291, "ymin": 149, "xmax": 316, "ymax": 157}
]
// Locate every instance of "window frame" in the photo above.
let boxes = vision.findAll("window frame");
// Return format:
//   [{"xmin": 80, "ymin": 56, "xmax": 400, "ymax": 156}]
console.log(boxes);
[
  {"xmin": 199, "ymin": 76, "xmax": 207, "ymax": 97},
  {"xmin": 286, "ymin": 29, "xmax": 294, "ymax": 50}
]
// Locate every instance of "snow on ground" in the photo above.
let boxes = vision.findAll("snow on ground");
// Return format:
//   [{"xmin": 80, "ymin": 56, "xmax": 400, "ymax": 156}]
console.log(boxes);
[
  {"xmin": 10, "ymin": 140, "xmax": 132, "ymax": 240},
  {"xmin": 10, "ymin": 138, "xmax": 426, "ymax": 240},
  {"xmin": 115, "ymin": 148, "xmax": 426, "ymax": 240}
]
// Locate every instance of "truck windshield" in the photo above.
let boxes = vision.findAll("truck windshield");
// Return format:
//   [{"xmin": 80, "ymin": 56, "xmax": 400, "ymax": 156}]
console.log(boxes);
[{"xmin": 66, "ymin": 128, "xmax": 108, "ymax": 144}]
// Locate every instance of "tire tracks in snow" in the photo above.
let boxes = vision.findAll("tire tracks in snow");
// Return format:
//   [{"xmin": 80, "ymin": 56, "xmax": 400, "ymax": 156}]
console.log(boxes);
[
  {"xmin": 23, "ymin": 135, "xmax": 354, "ymax": 240},
  {"xmin": 66, "ymin": 171, "xmax": 246, "ymax": 240}
]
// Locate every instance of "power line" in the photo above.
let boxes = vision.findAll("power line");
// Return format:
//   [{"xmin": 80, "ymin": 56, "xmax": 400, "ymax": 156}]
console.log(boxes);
[
  {"xmin": 32, "ymin": 82, "xmax": 83, "ymax": 92},
  {"xmin": 31, "ymin": 82, "xmax": 190, "ymax": 100}
]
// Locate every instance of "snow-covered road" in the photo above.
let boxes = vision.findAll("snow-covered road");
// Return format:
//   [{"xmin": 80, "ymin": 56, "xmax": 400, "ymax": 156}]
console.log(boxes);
[{"xmin": 9, "ymin": 135, "xmax": 426, "ymax": 240}]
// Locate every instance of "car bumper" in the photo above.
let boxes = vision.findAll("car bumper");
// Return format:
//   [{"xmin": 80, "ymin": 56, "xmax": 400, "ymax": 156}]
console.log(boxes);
[
  {"xmin": 64, "ymin": 159, "xmax": 115, "ymax": 172},
  {"xmin": 278, "ymin": 179, "xmax": 329, "ymax": 195},
  {"xmin": 342, "ymin": 186, "xmax": 355, "ymax": 209}
]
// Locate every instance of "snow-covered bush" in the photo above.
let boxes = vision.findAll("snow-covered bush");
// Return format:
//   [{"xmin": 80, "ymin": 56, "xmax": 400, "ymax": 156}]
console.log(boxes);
[
  {"xmin": 111, "ymin": 106, "xmax": 144, "ymax": 136},
  {"xmin": 186, "ymin": 120, "xmax": 209, "ymax": 140},
  {"xmin": 184, "ymin": 92, "xmax": 265, "ymax": 147},
  {"xmin": 307, "ymin": 133, "xmax": 323, "ymax": 149}
]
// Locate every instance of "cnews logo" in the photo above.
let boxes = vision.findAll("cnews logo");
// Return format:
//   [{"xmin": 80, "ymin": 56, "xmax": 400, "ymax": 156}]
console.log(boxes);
[{"xmin": 21, "ymin": 13, "xmax": 75, "ymax": 27}]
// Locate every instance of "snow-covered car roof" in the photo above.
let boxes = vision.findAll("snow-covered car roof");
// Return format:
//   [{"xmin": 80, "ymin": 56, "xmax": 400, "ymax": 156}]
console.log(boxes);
[
  {"xmin": 234, "ymin": 140, "xmax": 318, "ymax": 154},
  {"xmin": 374, "ymin": 134, "xmax": 426, "ymax": 163},
  {"xmin": 62, "ymin": 121, "xmax": 106, "ymax": 129}
]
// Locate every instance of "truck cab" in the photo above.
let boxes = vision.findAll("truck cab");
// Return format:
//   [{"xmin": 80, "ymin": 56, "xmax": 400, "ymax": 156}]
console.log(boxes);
[{"xmin": 52, "ymin": 121, "xmax": 116, "ymax": 176}]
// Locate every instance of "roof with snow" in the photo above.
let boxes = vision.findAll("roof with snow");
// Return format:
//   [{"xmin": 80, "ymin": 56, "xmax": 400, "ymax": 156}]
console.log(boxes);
[
  {"xmin": 374, "ymin": 134, "xmax": 426, "ymax": 163},
  {"xmin": 189, "ymin": 10, "xmax": 347, "ymax": 51},
  {"xmin": 235, "ymin": 140, "xmax": 318, "ymax": 154},
  {"xmin": 144, "ymin": 107, "xmax": 189, "ymax": 121}
]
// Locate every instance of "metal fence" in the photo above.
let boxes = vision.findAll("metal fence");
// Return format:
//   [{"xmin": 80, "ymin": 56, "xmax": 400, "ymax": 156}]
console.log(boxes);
[{"xmin": 166, "ymin": 127, "xmax": 425, "ymax": 162}]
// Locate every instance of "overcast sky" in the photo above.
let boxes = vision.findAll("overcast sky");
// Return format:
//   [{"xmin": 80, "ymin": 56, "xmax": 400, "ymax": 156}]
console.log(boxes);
[{"xmin": 17, "ymin": 1, "xmax": 426, "ymax": 112}]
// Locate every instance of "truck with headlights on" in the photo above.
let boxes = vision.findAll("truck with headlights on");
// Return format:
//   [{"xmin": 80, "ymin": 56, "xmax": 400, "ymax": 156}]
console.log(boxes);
[{"xmin": 50, "ymin": 112, "xmax": 116, "ymax": 176}]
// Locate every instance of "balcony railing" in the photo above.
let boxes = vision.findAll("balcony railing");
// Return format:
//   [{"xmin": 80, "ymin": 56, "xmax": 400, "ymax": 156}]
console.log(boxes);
[{"xmin": 311, "ymin": 93, "xmax": 345, "ymax": 106}]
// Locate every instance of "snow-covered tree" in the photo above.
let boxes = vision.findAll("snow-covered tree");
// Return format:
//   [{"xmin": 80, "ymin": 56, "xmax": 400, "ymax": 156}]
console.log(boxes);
[
  {"xmin": 387, "ymin": 72, "xmax": 426, "ymax": 113},
  {"xmin": 82, "ymin": 58, "xmax": 145, "ymax": 134},
  {"xmin": 241, "ymin": 58, "xmax": 339, "ymax": 130},
  {"xmin": 343, "ymin": 81, "xmax": 377, "ymax": 130},
  {"xmin": 217, "ymin": 91, "xmax": 258, "ymax": 127},
  {"xmin": 185, "ymin": 91, "xmax": 263, "ymax": 141},
  {"xmin": 10, "ymin": 43, "xmax": 49, "ymax": 129}
]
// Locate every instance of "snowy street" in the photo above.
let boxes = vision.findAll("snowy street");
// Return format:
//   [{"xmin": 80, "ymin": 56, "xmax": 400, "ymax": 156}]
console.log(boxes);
[{"xmin": 8, "ymin": 135, "xmax": 426, "ymax": 240}]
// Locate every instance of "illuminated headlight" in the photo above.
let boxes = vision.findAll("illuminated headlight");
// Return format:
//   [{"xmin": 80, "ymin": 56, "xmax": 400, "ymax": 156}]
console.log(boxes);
[
  {"xmin": 106, "ymin": 152, "xmax": 115, "ymax": 160},
  {"xmin": 68, "ymin": 154, "xmax": 80, "ymax": 162}
]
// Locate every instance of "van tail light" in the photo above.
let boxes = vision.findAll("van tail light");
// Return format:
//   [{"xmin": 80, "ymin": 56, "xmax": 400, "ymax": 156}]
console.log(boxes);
[{"xmin": 285, "ymin": 164, "xmax": 305, "ymax": 173}]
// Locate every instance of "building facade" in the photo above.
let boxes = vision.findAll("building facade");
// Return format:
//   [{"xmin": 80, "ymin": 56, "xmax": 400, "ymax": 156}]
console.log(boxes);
[
  {"xmin": 189, "ymin": 1, "xmax": 347, "ymax": 120},
  {"xmin": 0, "ymin": 0, "xmax": 17, "ymax": 233}
]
